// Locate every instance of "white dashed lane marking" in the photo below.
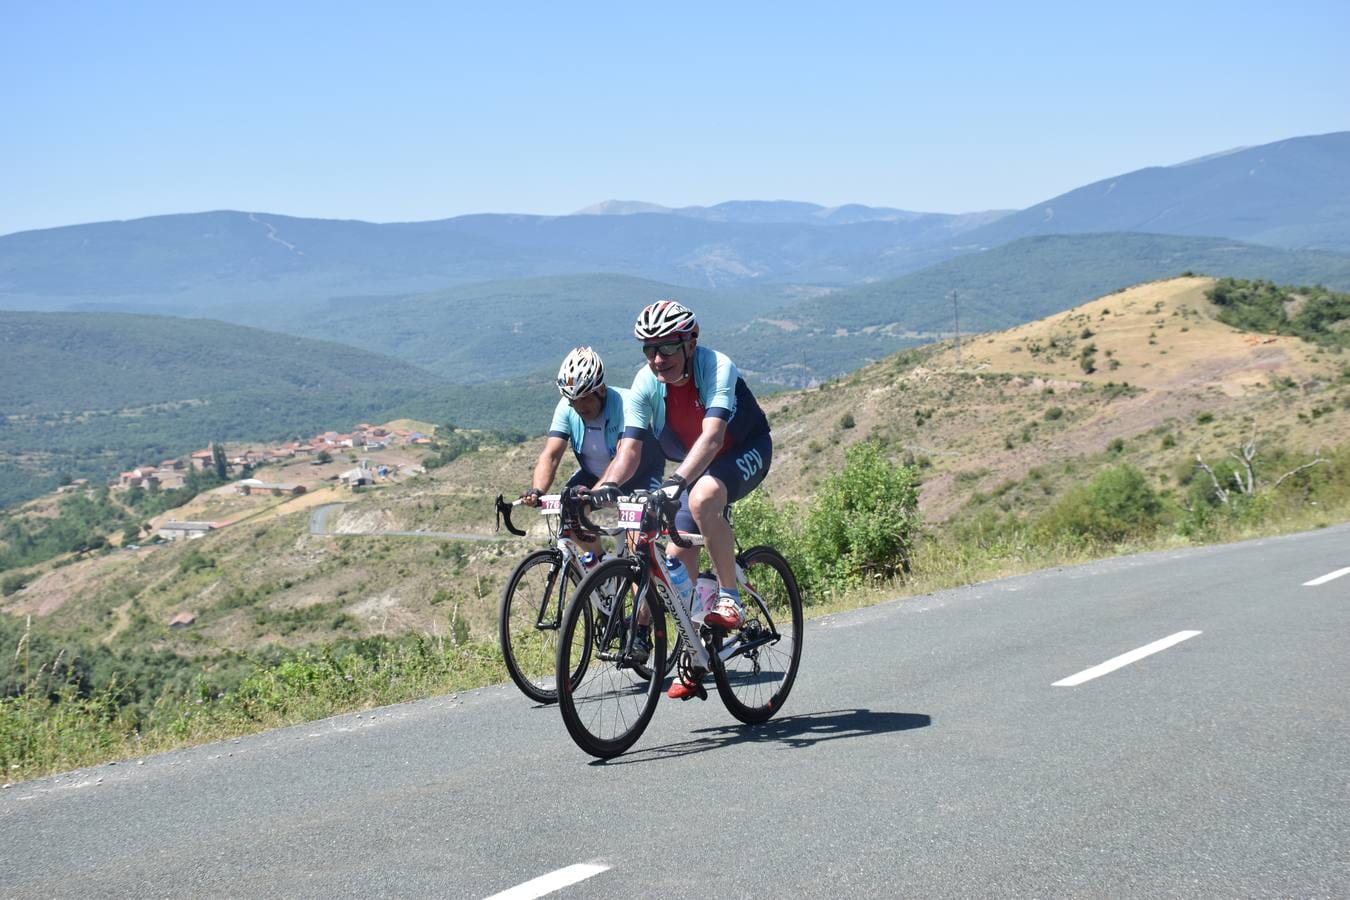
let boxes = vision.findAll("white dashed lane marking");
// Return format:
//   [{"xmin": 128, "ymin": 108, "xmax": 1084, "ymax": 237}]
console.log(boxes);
[
  {"xmin": 484, "ymin": 863, "xmax": 611, "ymax": 900},
  {"xmin": 1053, "ymin": 631, "xmax": 1203, "ymax": 687},
  {"xmin": 1303, "ymin": 567, "xmax": 1350, "ymax": 587}
]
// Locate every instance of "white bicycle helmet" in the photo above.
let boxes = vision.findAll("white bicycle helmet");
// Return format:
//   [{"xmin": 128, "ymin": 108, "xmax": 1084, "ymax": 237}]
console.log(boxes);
[
  {"xmin": 634, "ymin": 300, "xmax": 698, "ymax": 341},
  {"xmin": 556, "ymin": 347, "xmax": 606, "ymax": 400}
]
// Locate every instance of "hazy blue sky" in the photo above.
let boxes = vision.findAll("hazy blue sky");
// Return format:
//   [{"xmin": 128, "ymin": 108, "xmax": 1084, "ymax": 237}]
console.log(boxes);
[{"xmin": 3, "ymin": 1, "xmax": 1346, "ymax": 235}]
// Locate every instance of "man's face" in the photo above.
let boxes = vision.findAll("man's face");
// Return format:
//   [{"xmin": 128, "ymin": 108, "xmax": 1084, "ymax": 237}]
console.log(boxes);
[
  {"xmin": 568, "ymin": 386, "xmax": 605, "ymax": 420},
  {"xmin": 643, "ymin": 338, "xmax": 692, "ymax": 384}
]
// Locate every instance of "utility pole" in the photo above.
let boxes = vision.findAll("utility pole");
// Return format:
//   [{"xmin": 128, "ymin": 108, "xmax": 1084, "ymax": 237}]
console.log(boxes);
[{"xmin": 949, "ymin": 289, "xmax": 961, "ymax": 363}]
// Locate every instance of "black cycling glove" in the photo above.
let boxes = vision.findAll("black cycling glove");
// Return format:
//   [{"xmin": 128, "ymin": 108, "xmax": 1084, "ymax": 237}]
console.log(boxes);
[
  {"xmin": 588, "ymin": 482, "xmax": 622, "ymax": 507},
  {"xmin": 659, "ymin": 473, "xmax": 688, "ymax": 499}
]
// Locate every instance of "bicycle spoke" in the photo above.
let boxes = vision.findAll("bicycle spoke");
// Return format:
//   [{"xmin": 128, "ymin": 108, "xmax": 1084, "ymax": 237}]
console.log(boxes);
[{"xmin": 557, "ymin": 558, "xmax": 665, "ymax": 758}]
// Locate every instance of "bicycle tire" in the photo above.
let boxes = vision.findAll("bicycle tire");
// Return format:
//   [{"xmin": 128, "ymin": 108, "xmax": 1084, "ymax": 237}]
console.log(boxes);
[
  {"xmin": 556, "ymin": 557, "xmax": 666, "ymax": 758},
  {"xmin": 499, "ymin": 549, "xmax": 590, "ymax": 704},
  {"xmin": 710, "ymin": 545, "xmax": 804, "ymax": 725}
]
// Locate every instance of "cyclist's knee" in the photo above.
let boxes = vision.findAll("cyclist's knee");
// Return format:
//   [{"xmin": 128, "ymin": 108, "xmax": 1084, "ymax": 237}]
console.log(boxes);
[{"xmin": 688, "ymin": 476, "xmax": 727, "ymax": 517}]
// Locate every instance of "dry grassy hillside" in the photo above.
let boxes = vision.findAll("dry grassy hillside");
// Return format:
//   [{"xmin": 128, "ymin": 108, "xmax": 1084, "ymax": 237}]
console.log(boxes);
[
  {"xmin": 763, "ymin": 276, "xmax": 1346, "ymax": 520},
  {"xmin": 6, "ymin": 276, "xmax": 1346, "ymax": 657}
]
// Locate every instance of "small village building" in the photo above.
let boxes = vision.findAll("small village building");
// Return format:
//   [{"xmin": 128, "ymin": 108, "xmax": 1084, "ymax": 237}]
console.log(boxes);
[
  {"xmin": 235, "ymin": 480, "xmax": 307, "ymax": 497},
  {"xmin": 156, "ymin": 520, "xmax": 216, "ymax": 541},
  {"xmin": 338, "ymin": 466, "xmax": 375, "ymax": 488},
  {"xmin": 118, "ymin": 467, "xmax": 161, "ymax": 490}
]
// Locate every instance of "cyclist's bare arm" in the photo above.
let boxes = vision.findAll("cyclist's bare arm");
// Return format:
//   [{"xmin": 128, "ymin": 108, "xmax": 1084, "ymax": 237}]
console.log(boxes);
[
  {"xmin": 671, "ymin": 416, "xmax": 727, "ymax": 486},
  {"xmin": 526, "ymin": 436, "xmax": 569, "ymax": 505}
]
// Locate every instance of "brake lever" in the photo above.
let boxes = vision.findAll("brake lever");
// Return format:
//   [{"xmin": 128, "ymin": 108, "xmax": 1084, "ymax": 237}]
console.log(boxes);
[
  {"xmin": 659, "ymin": 493, "xmax": 693, "ymax": 548},
  {"xmin": 565, "ymin": 485, "xmax": 604, "ymax": 536},
  {"xmin": 494, "ymin": 494, "xmax": 526, "ymax": 537}
]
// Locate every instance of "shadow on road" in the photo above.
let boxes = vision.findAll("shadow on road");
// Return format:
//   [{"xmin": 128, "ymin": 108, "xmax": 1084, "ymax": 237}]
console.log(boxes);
[{"xmin": 591, "ymin": 708, "xmax": 932, "ymax": 765}]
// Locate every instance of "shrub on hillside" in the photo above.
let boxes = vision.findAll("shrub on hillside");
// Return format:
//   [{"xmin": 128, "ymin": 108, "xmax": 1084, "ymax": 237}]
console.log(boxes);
[
  {"xmin": 733, "ymin": 442, "xmax": 921, "ymax": 600},
  {"xmin": 1208, "ymin": 278, "xmax": 1350, "ymax": 348},
  {"xmin": 802, "ymin": 442, "xmax": 921, "ymax": 589},
  {"xmin": 1036, "ymin": 464, "xmax": 1163, "ymax": 544}
]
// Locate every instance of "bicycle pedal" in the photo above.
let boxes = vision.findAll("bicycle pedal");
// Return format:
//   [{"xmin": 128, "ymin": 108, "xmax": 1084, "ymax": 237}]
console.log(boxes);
[{"xmin": 669, "ymin": 679, "xmax": 708, "ymax": 702}]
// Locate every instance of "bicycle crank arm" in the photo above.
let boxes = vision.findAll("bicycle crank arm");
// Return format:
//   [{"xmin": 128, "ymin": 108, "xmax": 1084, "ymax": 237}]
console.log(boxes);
[{"xmin": 718, "ymin": 632, "xmax": 779, "ymax": 661}]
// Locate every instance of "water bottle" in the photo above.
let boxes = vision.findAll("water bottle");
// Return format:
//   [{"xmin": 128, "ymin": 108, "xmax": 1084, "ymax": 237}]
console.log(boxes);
[
  {"xmin": 580, "ymin": 551, "xmax": 600, "ymax": 570},
  {"xmin": 664, "ymin": 556, "xmax": 694, "ymax": 610},
  {"xmin": 692, "ymin": 572, "xmax": 718, "ymax": 625}
]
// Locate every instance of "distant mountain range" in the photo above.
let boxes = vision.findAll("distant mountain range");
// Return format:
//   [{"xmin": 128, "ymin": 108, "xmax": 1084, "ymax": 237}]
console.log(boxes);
[
  {"xmin": 961, "ymin": 131, "xmax": 1350, "ymax": 252},
  {"xmin": 2, "ymin": 131, "xmax": 1345, "ymax": 316},
  {"xmin": 573, "ymin": 198, "xmax": 1011, "ymax": 228}
]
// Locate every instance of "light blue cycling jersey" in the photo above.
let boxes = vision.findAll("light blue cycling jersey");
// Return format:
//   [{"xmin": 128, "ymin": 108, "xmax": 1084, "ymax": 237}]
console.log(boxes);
[
  {"xmin": 548, "ymin": 386, "xmax": 629, "ymax": 461},
  {"xmin": 548, "ymin": 386, "xmax": 665, "ymax": 480},
  {"xmin": 621, "ymin": 345, "xmax": 770, "ymax": 461}
]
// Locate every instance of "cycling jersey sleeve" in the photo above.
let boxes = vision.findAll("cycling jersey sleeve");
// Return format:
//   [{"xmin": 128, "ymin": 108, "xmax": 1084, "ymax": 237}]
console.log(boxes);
[
  {"xmin": 621, "ymin": 368, "xmax": 656, "ymax": 440},
  {"xmin": 547, "ymin": 398, "xmax": 573, "ymax": 442},
  {"xmin": 702, "ymin": 348, "xmax": 738, "ymax": 420}
]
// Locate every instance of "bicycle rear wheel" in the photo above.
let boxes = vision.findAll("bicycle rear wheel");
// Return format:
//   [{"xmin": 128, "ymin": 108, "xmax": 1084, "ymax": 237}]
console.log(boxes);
[
  {"xmin": 556, "ymin": 557, "xmax": 666, "ymax": 758},
  {"xmin": 710, "ymin": 546, "xmax": 804, "ymax": 725},
  {"xmin": 499, "ymin": 549, "xmax": 588, "ymax": 705}
]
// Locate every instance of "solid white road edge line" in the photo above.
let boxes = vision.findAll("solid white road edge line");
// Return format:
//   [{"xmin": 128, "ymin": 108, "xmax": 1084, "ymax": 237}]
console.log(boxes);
[
  {"xmin": 1053, "ymin": 631, "xmax": 1203, "ymax": 687},
  {"xmin": 1303, "ymin": 567, "xmax": 1350, "ymax": 587},
  {"xmin": 484, "ymin": 863, "xmax": 611, "ymax": 900}
]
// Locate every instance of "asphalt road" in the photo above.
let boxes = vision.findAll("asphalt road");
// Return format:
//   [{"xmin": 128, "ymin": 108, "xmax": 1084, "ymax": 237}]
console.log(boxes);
[{"xmin": 3, "ymin": 525, "xmax": 1347, "ymax": 898}]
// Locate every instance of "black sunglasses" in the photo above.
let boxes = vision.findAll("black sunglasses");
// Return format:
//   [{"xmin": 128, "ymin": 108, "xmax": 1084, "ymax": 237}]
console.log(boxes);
[{"xmin": 642, "ymin": 339, "xmax": 687, "ymax": 359}]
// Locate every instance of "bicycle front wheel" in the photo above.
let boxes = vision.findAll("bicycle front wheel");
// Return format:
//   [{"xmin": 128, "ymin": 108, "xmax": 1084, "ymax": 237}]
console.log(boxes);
[
  {"xmin": 499, "ymin": 549, "xmax": 588, "ymax": 705},
  {"xmin": 556, "ymin": 557, "xmax": 666, "ymax": 758},
  {"xmin": 711, "ymin": 545, "xmax": 804, "ymax": 724}
]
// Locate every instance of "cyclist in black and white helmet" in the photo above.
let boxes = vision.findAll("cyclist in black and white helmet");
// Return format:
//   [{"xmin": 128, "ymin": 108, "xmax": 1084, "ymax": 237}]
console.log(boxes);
[
  {"xmin": 589, "ymin": 301, "xmax": 773, "ymax": 700},
  {"xmin": 520, "ymin": 347, "xmax": 665, "ymax": 563}
]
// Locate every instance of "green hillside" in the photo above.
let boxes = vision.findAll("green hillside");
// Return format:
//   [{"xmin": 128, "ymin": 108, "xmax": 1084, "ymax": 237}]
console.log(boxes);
[
  {"xmin": 729, "ymin": 233, "xmax": 1350, "ymax": 384},
  {"xmin": 0, "ymin": 312, "xmax": 464, "ymax": 507},
  {"xmin": 225, "ymin": 273, "xmax": 787, "ymax": 383}
]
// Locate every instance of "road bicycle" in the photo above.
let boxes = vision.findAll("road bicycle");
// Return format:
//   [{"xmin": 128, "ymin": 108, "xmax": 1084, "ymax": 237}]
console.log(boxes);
[
  {"xmin": 494, "ymin": 487, "xmax": 680, "ymax": 704},
  {"xmin": 554, "ymin": 490, "xmax": 804, "ymax": 758}
]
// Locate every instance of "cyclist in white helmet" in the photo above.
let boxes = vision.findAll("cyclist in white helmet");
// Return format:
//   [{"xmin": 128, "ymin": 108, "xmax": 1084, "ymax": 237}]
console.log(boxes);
[
  {"xmin": 589, "ymin": 301, "xmax": 773, "ymax": 699},
  {"xmin": 521, "ymin": 347, "xmax": 664, "ymax": 560}
]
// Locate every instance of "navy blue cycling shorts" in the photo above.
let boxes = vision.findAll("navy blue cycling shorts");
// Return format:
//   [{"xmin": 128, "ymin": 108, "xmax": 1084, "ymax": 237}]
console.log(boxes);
[{"xmin": 673, "ymin": 432, "xmax": 772, "ymax": 534}]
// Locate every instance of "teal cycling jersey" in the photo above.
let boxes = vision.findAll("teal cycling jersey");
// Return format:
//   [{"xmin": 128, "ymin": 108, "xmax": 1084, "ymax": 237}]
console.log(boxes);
[
  {"xmin": 548, "ymin": 386, "xmax": 665, "ymax": 479},
  {"xmin": 621, "ymin": 345, "xmax": 770, "ymax": 461},
  {"xmin": 548, "ymin": 385, "xmax": 629, "ymax": 458}
]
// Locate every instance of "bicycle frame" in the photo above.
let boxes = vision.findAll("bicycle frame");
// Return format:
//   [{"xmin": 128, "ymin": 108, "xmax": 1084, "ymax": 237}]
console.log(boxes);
[
  {"xmin": 627, "ymin": 501, "xmax": 786, "ymax": 668},
  {"xmin": 611, "ymin": 497, "xmax": 714, "ymax": 671},
  {"xmin": 497, "ymin": 490, "xmax": 617, "ymax": 627}
]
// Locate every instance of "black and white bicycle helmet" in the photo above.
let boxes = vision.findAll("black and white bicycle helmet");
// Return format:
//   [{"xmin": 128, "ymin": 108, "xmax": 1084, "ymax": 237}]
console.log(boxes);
[
  {"xmin": 634, "ymin": 300, "xmax": 698, "ymax": 341},
  {"xmin": 556, "ymin": 347, "xmax": 606, "ymax": 400}
]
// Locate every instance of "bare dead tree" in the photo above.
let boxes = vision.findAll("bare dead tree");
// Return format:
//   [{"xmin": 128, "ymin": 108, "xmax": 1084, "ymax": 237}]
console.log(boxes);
[
  {"xmin": 1272, "ymin": 453, "xmax": 1329, "ymax": 488},
  {"xmin": 1194, "ymin": 438, "xmax": 1327, "ymax": 505},
  {"xmin": 1228, "ymin": 438, "xmax": 1257, "ymax": 496},
  {"xmin": 1194, "ymin": 454, "xmax": 1233, "ymax": 505}
]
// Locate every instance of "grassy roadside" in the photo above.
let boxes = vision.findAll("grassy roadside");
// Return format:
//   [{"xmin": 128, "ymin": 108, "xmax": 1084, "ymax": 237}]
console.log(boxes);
[{"xmin": 5, "ymin": 494, "xmax": 1345, "ymax": 786}]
